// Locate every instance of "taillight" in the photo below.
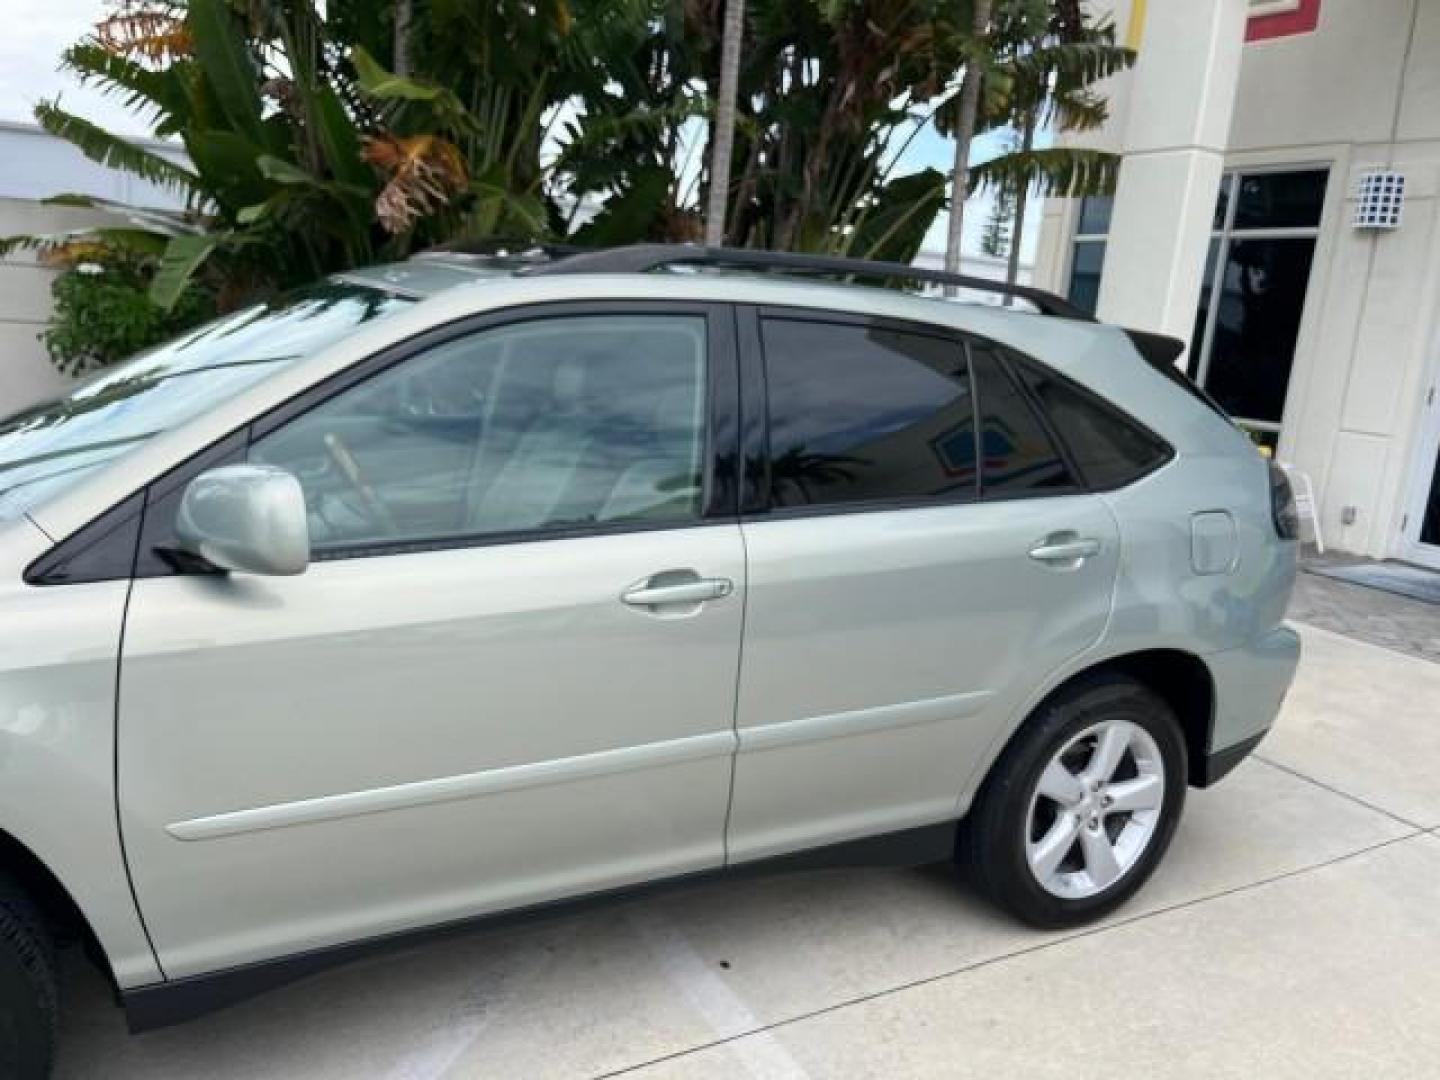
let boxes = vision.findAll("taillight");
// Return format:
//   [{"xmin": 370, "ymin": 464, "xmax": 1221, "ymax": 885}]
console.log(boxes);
[{"xmin": 1268, "ymin": 462, "xmax": 1300, "ymax": 541}]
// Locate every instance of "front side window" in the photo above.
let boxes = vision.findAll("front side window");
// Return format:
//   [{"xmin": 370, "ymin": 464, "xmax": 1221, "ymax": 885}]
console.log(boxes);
[
  {"xmin": 0, "ymin": 283, "xmax": 408, "ymax": 521},
  {"xmin": 760, "ymin": 318, "xmax": 976, "ymax": 509},
  {"xmin": 250, "ymin": 315, "xmax": 708, "ymax": 550}
]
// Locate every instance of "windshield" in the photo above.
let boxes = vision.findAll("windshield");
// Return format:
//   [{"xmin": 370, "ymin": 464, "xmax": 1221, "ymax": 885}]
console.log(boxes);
[{"xmin": 0, "ymin": 282, "xmax": 411, "ymax": 521}]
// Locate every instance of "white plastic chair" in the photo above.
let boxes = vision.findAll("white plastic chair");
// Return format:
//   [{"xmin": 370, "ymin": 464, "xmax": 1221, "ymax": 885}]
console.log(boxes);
[{"xmin": 1278, "ymin": 461, "xmax": 1323, "ymax": 553}]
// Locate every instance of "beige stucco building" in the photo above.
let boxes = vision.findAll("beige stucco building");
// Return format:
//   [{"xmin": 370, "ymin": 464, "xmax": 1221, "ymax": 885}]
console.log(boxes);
[{"xmin": 1035, "ymin": 0, "xmax": 1440, "ymax": 569}]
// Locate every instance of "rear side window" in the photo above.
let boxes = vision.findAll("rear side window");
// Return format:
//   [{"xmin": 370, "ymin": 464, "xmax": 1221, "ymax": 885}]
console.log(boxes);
[
  {"xmin": 761, "ymin": 318, "xmax": 976, "ymax": 508},
  {"xmin": 1010, "ymin": 355, "xmax": 1170, "ymax": 489},
  {"xmin": 968, "ymin": 345, "xmax": 1076, "ymax": 496}
]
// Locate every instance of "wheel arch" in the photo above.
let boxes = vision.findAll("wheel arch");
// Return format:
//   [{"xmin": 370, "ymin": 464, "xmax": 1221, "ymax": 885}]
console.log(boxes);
[
  {"xmin": 0, "ymin": 827, "xmax": 115, "ymax": 987},
  {"xmin": 967, "ymin": 647, "xmax": 1216, "ymax": 809}
]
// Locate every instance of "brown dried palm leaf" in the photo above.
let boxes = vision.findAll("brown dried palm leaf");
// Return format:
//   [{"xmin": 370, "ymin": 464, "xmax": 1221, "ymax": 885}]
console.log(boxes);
[
  {"xmin": 95, "ymin": 4, "xmax": 192, "ymax": 62},
  {"xmin": 363, "ymin": 134, "xmax": 469, "ymax": 234}
]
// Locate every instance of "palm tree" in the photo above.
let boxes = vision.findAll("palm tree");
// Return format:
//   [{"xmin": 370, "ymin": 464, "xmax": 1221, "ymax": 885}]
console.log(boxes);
[
  {"xmin": 970, "ymin": 0, "xmax": 1135, "ymax": 291},
  {"xmin": 705, "ymin": 0, "xmax": 746, "ymax": 246},
  {"xmin": 944, "ymin": 0, "xmax": 993, "ymax": 283}
]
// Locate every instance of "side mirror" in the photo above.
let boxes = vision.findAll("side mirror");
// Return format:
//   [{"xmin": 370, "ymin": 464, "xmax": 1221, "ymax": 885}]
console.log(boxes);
[{"xmin": 175, "ymin": 464, "xmax": 310, "ymax": 576}]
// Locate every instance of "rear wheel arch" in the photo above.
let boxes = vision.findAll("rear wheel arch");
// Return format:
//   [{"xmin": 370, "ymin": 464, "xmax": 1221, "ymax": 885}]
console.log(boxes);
[{"xmin": 975, "ymin": 648, "xmax": 1215, "ymax": 802}]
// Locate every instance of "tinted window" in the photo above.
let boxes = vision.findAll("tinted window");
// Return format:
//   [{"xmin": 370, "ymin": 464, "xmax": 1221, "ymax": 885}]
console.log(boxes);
[
  {"xmin": 1201, "ymin": 237, "xmax": 1317, "ymax": 423},
  {"xmin": 969, "ymin": 346, "xmax": 1075, "ymax": 495},
  {"xmin": 1010, "ymin": 356, "xmax": 1169, "ymax": 489},
  {"xmin": 761, "ymin": 319, "xmax": 975, "ymax": 508},
  {"xmin": 251, "ymin": 315, "xmax": 707, "ymax": 549},
  {"xmin": 1232, "ymin": 170, "xmax": 1328, "ymax": 230}
]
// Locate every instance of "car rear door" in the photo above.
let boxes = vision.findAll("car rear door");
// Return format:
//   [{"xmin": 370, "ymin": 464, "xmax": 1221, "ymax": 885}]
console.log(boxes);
[
  {"xmin": 117, "ymin": 303, "xmax": 745, "ymax": 978},
  {"xmin": 725, "ymin": 310, "xmax": 1121, "ymax": 862}
]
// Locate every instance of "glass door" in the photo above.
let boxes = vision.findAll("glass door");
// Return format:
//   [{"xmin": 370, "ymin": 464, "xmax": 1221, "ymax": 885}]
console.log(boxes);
[{"xmin": 1404, "ymin": 379, "xmax": 1440, "ymax": 570}]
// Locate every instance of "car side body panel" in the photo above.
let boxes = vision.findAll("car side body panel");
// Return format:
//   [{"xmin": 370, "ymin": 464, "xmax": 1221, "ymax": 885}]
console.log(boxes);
[{"xmin": 0, "ymin": 519, "xmax": 163, "ymax": 986}]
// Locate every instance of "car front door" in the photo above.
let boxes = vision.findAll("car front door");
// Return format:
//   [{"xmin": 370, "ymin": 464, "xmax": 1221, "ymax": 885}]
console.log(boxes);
[
  {"xmin": 117, "ymin": 304, "xmax": 744, "ymax": 978},
  {"xmin": 725, "ymin": 311, "xmax": 1121, "ymax": 862}
]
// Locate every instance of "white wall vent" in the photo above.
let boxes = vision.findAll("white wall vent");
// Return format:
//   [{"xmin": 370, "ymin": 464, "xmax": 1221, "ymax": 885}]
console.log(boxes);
[{"xmin": 1353, "ymin": 169, "xmax": 1405, "ymax": 230}]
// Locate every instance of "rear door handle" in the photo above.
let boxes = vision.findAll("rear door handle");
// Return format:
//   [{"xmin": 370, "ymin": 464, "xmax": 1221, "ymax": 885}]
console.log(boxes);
[
  {"xmin": 621, "ymin": 574, "xmax": 734, "ymax": 608},
  {"xmin": 1028, "ymin": 537, "xmax": 1101, "ymax": 564}
]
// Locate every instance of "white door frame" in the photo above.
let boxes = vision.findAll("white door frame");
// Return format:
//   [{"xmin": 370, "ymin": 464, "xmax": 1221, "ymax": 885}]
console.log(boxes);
[{"xmin": 1399, "ymin": 361, "xmax": 1440, "ymax": 570}]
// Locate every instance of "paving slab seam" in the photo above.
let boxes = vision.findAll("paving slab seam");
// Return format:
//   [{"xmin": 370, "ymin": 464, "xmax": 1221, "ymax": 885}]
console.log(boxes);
[
  {"xmin": 588, "ymin": 829, "xmax": 1429, "ymax": 1080},
  {"xmin": 1288, "ymin": 616, "xmax": 1440, "ymax": 667},
  {"xmin": 1251, "ymin": 753, "xmax": 1428, "ymax": 830}
]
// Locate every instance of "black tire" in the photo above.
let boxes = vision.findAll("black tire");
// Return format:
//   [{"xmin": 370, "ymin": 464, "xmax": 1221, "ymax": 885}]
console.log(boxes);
[
  {"xmin": 960, "ymin": 673, "xmax": 1187, "ymax": 928},
  {"xmin": 0, "ymin": 877, "xmax": 58, "ymax": 1080}
]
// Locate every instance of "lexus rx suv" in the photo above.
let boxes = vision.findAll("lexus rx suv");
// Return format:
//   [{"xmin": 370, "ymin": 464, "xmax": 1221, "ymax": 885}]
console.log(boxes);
[{"xmin": 0, "ymin": 246, "xmax": 1300, "ymax": 1077}]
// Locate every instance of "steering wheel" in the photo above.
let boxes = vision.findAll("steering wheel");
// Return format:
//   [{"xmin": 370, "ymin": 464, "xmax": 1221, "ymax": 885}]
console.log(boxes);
[{"xmin": 322, "ymin": 432, "xmax": 401, "ymax": 537}]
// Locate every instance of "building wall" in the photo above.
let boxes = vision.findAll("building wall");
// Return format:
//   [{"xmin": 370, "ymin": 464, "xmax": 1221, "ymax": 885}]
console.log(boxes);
[
  {"xmin": 1036, "ymin": 0, "xmax": 1440, "ymax": 561},
  {"xmin": 0, "ymin": 199, "xmax": 108, "ymax": 412},
  {"xmin": 0, "ymin": 122, "xmax": 187, "ymax": 416}
]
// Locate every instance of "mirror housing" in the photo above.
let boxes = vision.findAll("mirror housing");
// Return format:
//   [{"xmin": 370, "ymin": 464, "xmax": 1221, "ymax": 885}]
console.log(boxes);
[{"xmin": 175, "ymin": 465, "xmax": 309, "ymax": 576}]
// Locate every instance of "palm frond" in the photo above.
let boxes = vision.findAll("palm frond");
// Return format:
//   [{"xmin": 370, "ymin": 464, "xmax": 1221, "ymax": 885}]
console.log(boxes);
[
  {"xmin": 969, "ymin": 147, "xmax": 1123, "ymax": 199},
  {"xmin": 61, "ymin": 43, "xmax": 190, "ymax": 126},
  {"xmin": 33, "ymin": 101, "xmax": 199, "ymax": 194}
]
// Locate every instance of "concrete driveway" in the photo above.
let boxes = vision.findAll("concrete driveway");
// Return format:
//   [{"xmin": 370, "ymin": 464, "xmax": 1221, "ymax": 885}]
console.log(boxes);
[{"xmin": 54, "ymin": 623, "xmax": 1440, "ymax": 1079}]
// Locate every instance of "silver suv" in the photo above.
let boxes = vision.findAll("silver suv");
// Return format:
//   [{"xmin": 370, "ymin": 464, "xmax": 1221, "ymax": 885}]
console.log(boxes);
[{"xmin": 0, "ymin": 246, "xmax": 1299, "ymax": 1076}]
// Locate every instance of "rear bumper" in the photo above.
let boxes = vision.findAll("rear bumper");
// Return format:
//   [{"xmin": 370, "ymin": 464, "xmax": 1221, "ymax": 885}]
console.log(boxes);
[{"xmin": 1198, "ymin": 624, "xmax": 1302, "ymax": 787}]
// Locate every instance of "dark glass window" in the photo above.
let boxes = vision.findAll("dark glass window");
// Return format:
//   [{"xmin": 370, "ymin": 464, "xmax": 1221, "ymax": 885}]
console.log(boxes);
[
  {"xmin": 1202, "ymin": 238, "xmax": 1317, "ymax": 424},
  {"xmin": 1077, "ymin": 196, "xmax": 1114, "ymax": 236},
  {"xmin": 1067, "ymin": 242, "xmax": 1106, "ymax": 318},
  {"xmin": 1011, "ymin": 357, "xmax": 1170, "ymax": 489},
  {"xmin": 969, "ymin": 346, "xmax": 1075, "ymax": 495},
  {"xmin": 1233, "ymin": 171, "xmax": 1328, "ymax": 230},
  {"xmin": 761, "ymin": 319, "xmax": 976, "ymax": 508}
]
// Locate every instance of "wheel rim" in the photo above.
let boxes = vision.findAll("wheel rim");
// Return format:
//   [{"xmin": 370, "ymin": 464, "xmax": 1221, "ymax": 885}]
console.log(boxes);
[{"xmin": 1024, "ymin": 719, "xmax": 1166, "ymax": 900}]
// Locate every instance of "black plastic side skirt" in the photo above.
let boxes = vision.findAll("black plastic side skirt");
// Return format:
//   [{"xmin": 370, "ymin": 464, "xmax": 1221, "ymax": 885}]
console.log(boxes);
[{"xmin": 121, "ymin": 821, "xmax": 958, "ymax": 1033}]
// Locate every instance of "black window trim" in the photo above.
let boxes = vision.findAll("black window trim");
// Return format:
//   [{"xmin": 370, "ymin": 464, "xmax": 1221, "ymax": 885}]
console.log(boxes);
[{"xmin": 27, "ymin": 299, "xmax": 741, "ymax": 583}]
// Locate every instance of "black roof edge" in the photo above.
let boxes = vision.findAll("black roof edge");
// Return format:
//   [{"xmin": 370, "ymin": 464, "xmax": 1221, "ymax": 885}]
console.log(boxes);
[{"xmin": 515, "ymin": 244, "xmax": 1096, "ymax": 322}]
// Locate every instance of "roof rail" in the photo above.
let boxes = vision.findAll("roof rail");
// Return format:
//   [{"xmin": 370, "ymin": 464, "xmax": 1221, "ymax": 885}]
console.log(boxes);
[{"xmin": 521, "ymin": 244, "xmax": 1094, "ymax": 321}]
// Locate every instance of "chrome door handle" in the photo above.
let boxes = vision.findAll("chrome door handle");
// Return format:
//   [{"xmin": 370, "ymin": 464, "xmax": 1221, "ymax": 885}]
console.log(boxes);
[
  {"xmin": 621, "ymin": 576, "xmax": 734, "ymax": 608},
  {"xmin": 1029, "ymin": 538, "xmax": 1101, "ymax": 563}
]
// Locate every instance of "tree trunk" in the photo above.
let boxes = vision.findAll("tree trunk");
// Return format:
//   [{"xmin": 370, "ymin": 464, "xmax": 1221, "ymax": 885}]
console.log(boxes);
[
  {"xmin": 1004, "ymin": 112, "xmax": 1036, "ymax": 302},
  {"xmin": 944, "ymin": 0, "xmax": 993, "ymax": 288},
  {"xmin": 705, "ymin": 0, "xmax": 746, "ymax": 248},
  {"xmin": 394, "ymin": 0, "xmax": 413, "ymax": 77}
]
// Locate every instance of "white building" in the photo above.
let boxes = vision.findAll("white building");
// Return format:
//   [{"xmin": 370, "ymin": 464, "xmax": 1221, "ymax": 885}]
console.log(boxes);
[
  {"xmin": 1034, "ymin": 0, "xmax": 1440, "ymax": 569},
  {"xmin": 0, "ymin": 120, "xmax": 186, "ymax": 411}
]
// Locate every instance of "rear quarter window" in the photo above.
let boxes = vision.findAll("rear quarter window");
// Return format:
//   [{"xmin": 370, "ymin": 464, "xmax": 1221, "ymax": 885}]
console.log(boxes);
[{"xmin": 1007, "ymin": 352, "xmax": 1171, "ymax": 490}]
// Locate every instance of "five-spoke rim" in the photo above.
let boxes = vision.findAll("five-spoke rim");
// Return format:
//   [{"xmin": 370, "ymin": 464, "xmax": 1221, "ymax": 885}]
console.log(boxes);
[{"xmin": 1024, "ymin": 719, "xmax": 1165, "ymax": 899}]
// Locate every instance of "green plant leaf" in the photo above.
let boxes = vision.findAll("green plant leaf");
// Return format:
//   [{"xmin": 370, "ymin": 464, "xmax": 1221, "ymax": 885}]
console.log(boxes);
[
  {"xmin": 352, "ymin": 45, "xmax": 443, "ymax": 101},
  {"xmin": 257, "ymin": 155, "xmax": 320, "ymax": 186},
  {"xmin": 188, "ymin": 0, "xmax": 265, "ymax": 144},
  {"xmin": 150, "ymin": 234, "xmax": 218, "ymax": 312},
  {"xmin": 970, "ymin": 147, "xmax": 1123, "ymax": 198},
  {"xmin": 33, "ymin": 101, "xmax": 199, "ymax": 194},
  {"xmin": 570, "ymin": 167, "xmax": 670, "ymax": 247}
]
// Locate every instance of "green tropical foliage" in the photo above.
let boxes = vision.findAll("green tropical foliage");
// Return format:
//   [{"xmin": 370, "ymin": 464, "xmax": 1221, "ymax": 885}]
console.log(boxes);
[{"xmin": 7, "ymin": 0, "xmax": 1130, "ymax": 372}]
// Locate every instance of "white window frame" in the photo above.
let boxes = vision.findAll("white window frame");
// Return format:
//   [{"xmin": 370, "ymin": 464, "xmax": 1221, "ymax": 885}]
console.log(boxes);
[
  {"xmin": 1248, "ymin": 0, "xmax": 1303, "ymax": 17},
  {"xmin": 1191, "ymin": 165, "xmax": 1329, "ymax": 440}
]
